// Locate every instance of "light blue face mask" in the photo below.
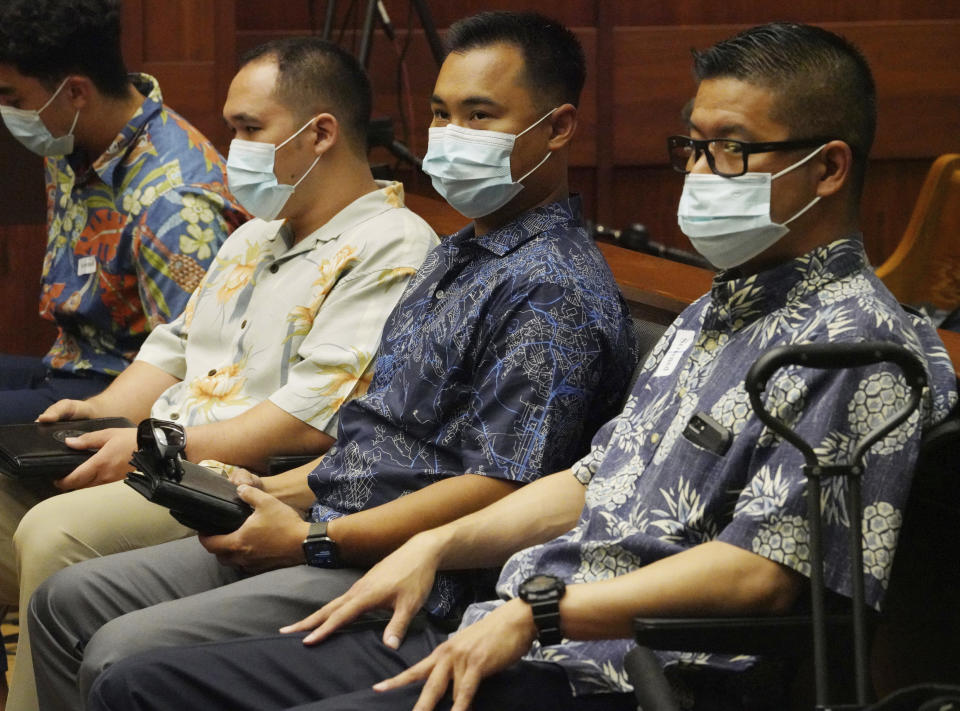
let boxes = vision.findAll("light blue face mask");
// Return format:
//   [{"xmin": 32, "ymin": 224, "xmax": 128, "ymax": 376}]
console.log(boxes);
[
  {"xmin": 422, "ymin": 108, "xmax": 556, "ymax": 219},
  {"xmin": 226, "ymin": 117, "xmax": 321, "ymax": 221},
  {"xmin": 0, "ymin": 77, "xmax": 80, "ymax": 157}
]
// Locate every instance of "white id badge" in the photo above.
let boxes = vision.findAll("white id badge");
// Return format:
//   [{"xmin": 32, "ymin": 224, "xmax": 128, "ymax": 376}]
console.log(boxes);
[
  {"xmin": 77, "ymin": 256, "xmax": 97, "ymax": 276},
  {"xmin": 653, "ymin": 329, "xmax": 695, "ymax": 377}
]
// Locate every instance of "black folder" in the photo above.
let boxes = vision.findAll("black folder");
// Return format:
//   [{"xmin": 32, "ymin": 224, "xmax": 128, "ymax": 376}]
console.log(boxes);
[{"xmin": 0, "ymin": 418, "xmax": 134, "ymax": 479}]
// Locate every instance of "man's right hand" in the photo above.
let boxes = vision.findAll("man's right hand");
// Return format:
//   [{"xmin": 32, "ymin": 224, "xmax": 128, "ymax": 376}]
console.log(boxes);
[
  {"xmin": 36, "ymin": 398, "xmax": 99, "ymax": 423},
  {"xmin": 279, "ymin": 530, "xmax": 445, "ymax": 649}
]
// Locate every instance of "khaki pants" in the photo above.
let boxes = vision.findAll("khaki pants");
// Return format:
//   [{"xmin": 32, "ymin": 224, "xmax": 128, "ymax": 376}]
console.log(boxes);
[{"xmin": 0, "ymin": 478, "xmax": 193, "ymax": 711}]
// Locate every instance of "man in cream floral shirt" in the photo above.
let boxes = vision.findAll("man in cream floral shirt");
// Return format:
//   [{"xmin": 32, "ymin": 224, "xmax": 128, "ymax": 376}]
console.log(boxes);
[
  {"xmin": 78, "ymin": 22, "xmax": 957, "ymax": 711},
  {"xmin": 1, "ymin": 37, "xmax": 435, "ymax": 711}
]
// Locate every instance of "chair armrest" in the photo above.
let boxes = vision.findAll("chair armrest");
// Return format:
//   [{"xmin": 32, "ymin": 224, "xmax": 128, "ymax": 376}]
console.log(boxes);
[
  {"xmin": 265, "ymin": 454, "xmax": 317, "ymax": 476},
  {"xmin": 633, "ymin": 615, "xmax": 851, "ymax": 656}
]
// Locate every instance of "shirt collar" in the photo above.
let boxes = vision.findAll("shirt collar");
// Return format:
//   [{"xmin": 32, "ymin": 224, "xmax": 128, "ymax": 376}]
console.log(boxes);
[
  {"xmin": 449, "ymin": 195, "xmax": 584, "ymax": 256},
  {"xmin": 87, "ymin": 73, "xmax": 164, "ymax": 187},
  {"xmin": 708, "ymin": 235, "xmax": 868, "ymax": 329},
  {"xmin": 271, "ymin": 180, "xmax": 410, "ymax": 256}
]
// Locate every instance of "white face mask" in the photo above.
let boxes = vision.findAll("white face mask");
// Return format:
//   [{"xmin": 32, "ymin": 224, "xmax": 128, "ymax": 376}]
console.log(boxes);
[
  {"xmin": 226, "ymin": 117, "xmax": 321, "ymax": 221},
  {"xmin": 421, "ymin": 108, "xmax": 556, "ymax": 219},
  {"xmin": 0, "ymin": 77, "xmax": 80, "ymax": 157},
  {"xmin": 677, "ymin": 144, "xmax": 826, "ymax": 269}
]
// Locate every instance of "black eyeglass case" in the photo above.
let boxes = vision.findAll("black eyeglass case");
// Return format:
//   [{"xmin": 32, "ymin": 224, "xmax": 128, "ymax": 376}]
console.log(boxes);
[
  {"xmin": 0, "ymin": 418, "xmax": 134, "ymax": 479},
  {"xmin": 125, "ymin": 455, "xmax": 252, "ymax": 535}
]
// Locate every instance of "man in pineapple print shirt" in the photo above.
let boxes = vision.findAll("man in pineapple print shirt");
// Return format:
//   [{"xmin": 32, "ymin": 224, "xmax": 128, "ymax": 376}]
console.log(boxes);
[
  {"xmin": 0, "ymin": 35, "xmax": 438, "ymax": 711},
  {"xmin": 79, "ymin": 22, "xmax": 957, "ymax": 711},
  {"xmin": 0, "ymin": 0, "xmax": 247, "ymax": 424}
]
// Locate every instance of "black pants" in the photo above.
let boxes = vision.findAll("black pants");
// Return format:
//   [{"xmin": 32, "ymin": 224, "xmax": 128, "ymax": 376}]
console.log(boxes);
[
  {"xmin": 88, "ymin": 622, "xmax": 636, "ymax": 711},
  {"xmin": 0, "ymin": 355, "xmax": 113, "ymax": 424}
]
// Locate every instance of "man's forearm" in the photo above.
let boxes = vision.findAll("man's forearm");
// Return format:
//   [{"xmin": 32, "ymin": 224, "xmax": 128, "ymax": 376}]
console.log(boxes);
[
  {"xmin": 184, "ymin": 400, "xmax": 334, "ymax": 473},
  {"xmin": 334, "ymin": 470, "xmax": 585, "ymax": 570},
  {"xmin": 558, "ymin": 540, "xmax": 805, "ymax": 641},
  {"xmin": 327, "ymin": 473, "xmax": 534, "ymax": 567},
  {"xmin": 86, "ymin": 360, "xmax": 179, "ymax": 421}
]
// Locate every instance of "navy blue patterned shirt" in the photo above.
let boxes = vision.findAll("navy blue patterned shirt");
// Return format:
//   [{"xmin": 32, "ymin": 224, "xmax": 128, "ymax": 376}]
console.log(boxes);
[
  {"xmin": 462, "ymin": 238, "xmax": 957, "ymax": 701},
  {"xmin": 307, "ymin": 196, "xmax": 637, "ymax": 615}
]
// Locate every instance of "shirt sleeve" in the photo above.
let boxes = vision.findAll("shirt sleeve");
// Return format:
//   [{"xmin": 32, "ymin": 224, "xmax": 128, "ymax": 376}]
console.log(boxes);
[
  {"xmin": 269, "ymin": 218, "xmax": 436, "ymax": 436},
  {"xmin": 457, "ymin": 281, "xmax": 628, "ymax": 484},
  {"xmin": 718, "ymin": 359, "xmax": 928, "ymax": 610},
  {"xmin": 133, "ymin": 287, "xmax": 196, "ymax": 380},
  {"xmin": 131, "ymin": 185, "xmax": 235, "ymax": 328}
]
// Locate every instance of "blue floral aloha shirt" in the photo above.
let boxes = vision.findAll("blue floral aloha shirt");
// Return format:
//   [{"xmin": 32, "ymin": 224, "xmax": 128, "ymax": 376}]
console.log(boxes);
[
  {"xmin": 307, "ymin": 196, "xmax": 638, "ymax": 616},
  {"xmin": 462, "ymin": 237, "xmax": 958, "ymax": 701},
  {"xmin": 39, "ymin": 73, "xmax": 247, "ymax": 376}
]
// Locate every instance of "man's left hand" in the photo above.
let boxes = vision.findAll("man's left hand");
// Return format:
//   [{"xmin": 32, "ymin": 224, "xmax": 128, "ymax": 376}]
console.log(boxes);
[
  {"xmin": 372, "ymin": 597, "xmax": 537, "ymax": 711},
  {"xmin": 198, "ymin": 485, "xmax": 310, "ymax": 574},
  {"xmin": 54, "ymin": 427, "xmax": 138, "ymax": 490}
]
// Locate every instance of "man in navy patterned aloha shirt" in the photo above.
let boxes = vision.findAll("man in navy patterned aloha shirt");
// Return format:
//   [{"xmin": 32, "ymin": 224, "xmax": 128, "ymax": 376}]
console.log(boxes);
[
  {"xmin": 30, "ymin": 12, "xmax": 638, "ymax": 711},
  {"xmin": 79, "ymin": 21, "xmax": 958, "ymax": 711}
]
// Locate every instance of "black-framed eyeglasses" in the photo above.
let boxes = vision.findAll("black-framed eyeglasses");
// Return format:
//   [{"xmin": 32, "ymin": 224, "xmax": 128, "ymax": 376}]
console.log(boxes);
[{"xmin": 667, "ymin": 135, "xmax": 832, "ymax": 177}]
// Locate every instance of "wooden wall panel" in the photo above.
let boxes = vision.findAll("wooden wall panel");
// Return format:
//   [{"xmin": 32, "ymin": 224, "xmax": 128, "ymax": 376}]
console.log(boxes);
[
  {"xmin": 612, "ymin": 21, "xmax": 960, "ymax": 165},
  {"xmin": 0, "ymin": 225, "xmax": 57, "ymax": 356},
  {"xmin": 612, "ymin": 1, "xmax": 960, "ymax": 25}
]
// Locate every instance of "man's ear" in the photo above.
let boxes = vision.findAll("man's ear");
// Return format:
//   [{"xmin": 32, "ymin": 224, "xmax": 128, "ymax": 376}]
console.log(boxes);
[
  {"xmin": 63, "ymin": 75, "xmax": 95, "ymax": 111},
  {"xmin": 310, "ymin": 113, "xmax": 339, "ymax": 156},
  {"xmin": 815, "ymin": 140, "xmax": 853, "ymax": 198},
  {"xmin": 546, "ymin": 103, "xmax": 578, "ymax": 150}
]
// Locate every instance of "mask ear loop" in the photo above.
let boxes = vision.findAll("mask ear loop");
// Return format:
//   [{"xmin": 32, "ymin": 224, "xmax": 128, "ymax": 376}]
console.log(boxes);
[
  {"xmin": 772, "ymin": 143, "xmax": 828, "ymax": 180},
  {"xmin": 276, "ymin": 116, "xmax": 324, "ymax": 188},
  {"xmin": 514, "ymin": 107, "xmax": 560, "ymax": 183},
  {"xmin": 38, "ymin": 76, "xmax": 72, "ymax": 115}
]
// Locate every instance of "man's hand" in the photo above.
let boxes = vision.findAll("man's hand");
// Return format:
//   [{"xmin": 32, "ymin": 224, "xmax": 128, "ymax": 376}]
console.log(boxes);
[
  {"xmin": 279, "ymin": 531, "xmax": 443, "ymax": 648},
  {"xmin": 198, "ymin": 485, "xmax": 310, "ymax": 574},
  {"xmin": 373, "ymin": 598, "xmax": 538, "ymax": 711},
  {"xmin": 226, "ymin": 467, "xmax": 263, "ymax": 490},
  {"xmin": 54, "ymin": 427, "xmax": 137, "ymax": 490},
  {"xmin": 37, "ymin": 398, "xmax": 99, "ymax": 423}
]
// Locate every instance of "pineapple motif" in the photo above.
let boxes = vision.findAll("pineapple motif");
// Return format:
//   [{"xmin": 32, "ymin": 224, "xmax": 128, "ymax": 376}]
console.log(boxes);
[
  {"xmin": 861, "ymin": 501, "xmax": 901, "ymax": 586},
  {"xmin": 168, "ymin": 253, "xmax": 206, "ymax": 293}
]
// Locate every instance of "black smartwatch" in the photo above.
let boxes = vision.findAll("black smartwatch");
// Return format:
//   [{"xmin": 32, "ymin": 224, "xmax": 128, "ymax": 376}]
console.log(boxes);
[
  {"xmin": 518, "ymin": 574, "xmax": 566, "ymax": 646},
  {"xmin": 302, "ymin": 520, "xmax": 341, "ymax": 568}
]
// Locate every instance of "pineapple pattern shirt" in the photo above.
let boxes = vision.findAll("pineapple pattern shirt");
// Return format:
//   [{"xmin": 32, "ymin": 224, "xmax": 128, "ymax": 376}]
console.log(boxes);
[
  {"xmin": 307, "ymin": 196, "xmax": 638, "ymax": 617},
  {"xmin": 460, "ymin": 237, "xmax": 958, "ymax": 700},
  {"xmin": 136, "ymin": 181, "xmax": 438, "ymax": 434},
  {"xmin": 40, "ymin": 73, "xmax": 247, "ymax": 376}
]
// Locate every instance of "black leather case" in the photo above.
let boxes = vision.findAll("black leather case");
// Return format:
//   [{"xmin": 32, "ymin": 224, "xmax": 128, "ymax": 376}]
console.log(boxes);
[{"xmin": 0, "ymin": 418, "xmax": 134, "ymax": 479}]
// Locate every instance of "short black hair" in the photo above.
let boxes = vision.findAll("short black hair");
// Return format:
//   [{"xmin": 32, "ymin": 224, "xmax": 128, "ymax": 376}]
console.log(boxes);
[
  {"xmin": 693, "ymin": 22, "xmax": 876, "ymax": 194},
  {"xmin": 446, "ymin": 11, "xmax": 586, "ymax": 109},
  {"xmin": 240, "ymin": 37, "xmax": 372, "ymax": 155},
  {"xmin": 0, "ymin": 0, "xmax": 129, "ymax": 98}
]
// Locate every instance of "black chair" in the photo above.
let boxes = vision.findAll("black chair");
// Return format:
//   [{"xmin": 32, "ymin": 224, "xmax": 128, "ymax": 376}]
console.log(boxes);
[{"xmin": 625, "ymin": 343, "xmax": 960, "ymax": 711}]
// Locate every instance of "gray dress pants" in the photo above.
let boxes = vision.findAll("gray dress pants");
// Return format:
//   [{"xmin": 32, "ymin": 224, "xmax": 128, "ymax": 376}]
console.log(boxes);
[{"xmin": 28, "ymin": 536, "xmax": 363, "ymax": 711}]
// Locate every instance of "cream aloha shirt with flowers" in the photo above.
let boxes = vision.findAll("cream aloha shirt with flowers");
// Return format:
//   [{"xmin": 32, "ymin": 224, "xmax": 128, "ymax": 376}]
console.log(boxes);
[
  {"xmin": 460, "ymin": 237, "xmax": 958, "ymax": 703},
  {"xmin": 136, "ymin": 181, "xmax": 438, "ymax": 434},
  {"xmin": 40, "ymin": 73, "xmax": 247, "ymax": 376}
]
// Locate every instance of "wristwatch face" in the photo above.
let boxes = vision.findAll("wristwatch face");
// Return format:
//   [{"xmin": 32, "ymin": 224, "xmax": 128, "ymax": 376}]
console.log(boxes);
[
  {"xmin": 522, "ymin": 574, "xmax": 562, "ymax": 596},
  {"xmin": 303, "ymin": 537, "xmax": 339, "ymax": 568}
]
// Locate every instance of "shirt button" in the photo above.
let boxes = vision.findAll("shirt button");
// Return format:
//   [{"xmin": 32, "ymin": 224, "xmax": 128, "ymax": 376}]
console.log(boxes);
[
  {"xmin": 435, "ymin": 289, "xmax": 445, "ymax": 299},
  {"xmin": 170, "ymin": 412, "xmax": 180, "ymax": 420},
  {"xmin": 269, "ymin": 263, "xmax": 279, "ymax": 274},
  {"xmin": 241, "ymin": 320, "xmax": 247, "ymax": 329},
  {"xmin": 650, "ymin": 432, "xmax": 660, "ymax": 444},
  {"xmin": 208, "ymin": 369, "xmax": 217, "ymax": 376}
]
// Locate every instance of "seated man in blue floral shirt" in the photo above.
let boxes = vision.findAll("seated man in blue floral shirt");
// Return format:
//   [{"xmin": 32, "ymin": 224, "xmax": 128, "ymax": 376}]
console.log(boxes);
[
  {"xmin": 77, "ymin": 22, "xmax": 957, "ymax": 711},
  {"xmin": 0, "ymin": 0, "xmax": 247, "ymax": 424},
  {"xmin": 28, "ymin": 11, "xmax": 637, "ymax": 710}
]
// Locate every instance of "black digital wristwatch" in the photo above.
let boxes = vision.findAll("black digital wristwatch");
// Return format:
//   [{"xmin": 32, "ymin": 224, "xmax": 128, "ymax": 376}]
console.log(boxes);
[{"xmin": 518, "ymin": 574, "xmax": 566, "ymax": 646}]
